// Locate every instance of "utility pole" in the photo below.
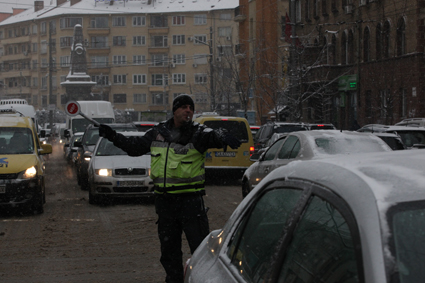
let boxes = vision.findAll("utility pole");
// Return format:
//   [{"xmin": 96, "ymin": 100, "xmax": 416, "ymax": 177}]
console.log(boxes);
[
  {"xmin": 209, "ymin": 26, "xmax": 215, "ymax": 111},
  {"xmin": 48, "ymin": 21, "xmax": 54, "ymax": 132}
]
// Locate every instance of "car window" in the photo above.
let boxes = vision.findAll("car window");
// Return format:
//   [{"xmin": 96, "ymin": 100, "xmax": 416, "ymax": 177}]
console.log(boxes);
[
  {"xmin": 84, "ymin": 128, "xmax": 100, "ymax": 145},
  {"xmin": 96, "ymin": 139, "xmax": 127, "ymax": 156},
  {"xmin": 204, "ymin": 120, "xmax": 249, "ymax": 143},
  {"xmin": 264, "ymin": 138, "xmax": 285, "ymax": 161},
  {"xmin": 278, "ymin": 196, "xmax": 360, "ymax": 283},
  {"xmin": 289, "ymin": 139, "xmax": 300, "ymax": 158},
  {"xmin": 275, "ymin": 125, "xmax": 307, "ymax": 133},
  {"xmin": 263, "ymin": 125, "xmax": 273, "ymax": 140},
  {"xmin": 277, "ymin": 136, "xmax": 299, "ymax": 159},
  {"xmin": 395, "ymin": 131, "xmax": 425, "ymax": 147},
  {"xmin": 227, "ymin": 188, "xmax": 303, "ymax": 283},
  {"xmin": 0, "ymin": 127, "xmax": 34, "ymax": 154}
]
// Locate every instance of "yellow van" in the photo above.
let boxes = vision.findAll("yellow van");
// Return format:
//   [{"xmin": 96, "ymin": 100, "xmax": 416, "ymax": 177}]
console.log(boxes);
[
  {"xmin": 0, "ymin": 109, "xmax": 52, "ymax": 213},
  {"xmin": 193, "ymin": 114, "xmax": 254, "ymax": 179}
]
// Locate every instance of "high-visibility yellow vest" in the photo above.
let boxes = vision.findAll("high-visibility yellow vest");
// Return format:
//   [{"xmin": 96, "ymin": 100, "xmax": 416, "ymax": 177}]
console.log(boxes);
[{"xmin": 150, "ymin": 140, "xmax": 205, "ymax": 194}]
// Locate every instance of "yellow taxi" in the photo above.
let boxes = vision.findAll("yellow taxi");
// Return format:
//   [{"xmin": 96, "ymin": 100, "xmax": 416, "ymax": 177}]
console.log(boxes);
[
  {"xmin": 193, "ymin": 114, "xmax": 254, "ymax": 179},
  {"xmin": 0, "ymin": 109, "xmax": 52, "ymax": 213}
]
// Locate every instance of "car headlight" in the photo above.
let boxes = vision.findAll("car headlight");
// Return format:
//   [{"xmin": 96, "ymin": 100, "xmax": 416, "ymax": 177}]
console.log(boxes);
[
  {"xmin": 42, "ymin": 140, "xmax": 46, "ymax": 145},
  {"xmin": 84, "ymin": 156, "xmax": 91, "ymax": 162},
  {"xmin": 95, "ymin": 169, "xmax": 112, "ymax": 177},
  {"xmin": 18, "ymin": 166, "xmax": 37, "ymax": 179}
]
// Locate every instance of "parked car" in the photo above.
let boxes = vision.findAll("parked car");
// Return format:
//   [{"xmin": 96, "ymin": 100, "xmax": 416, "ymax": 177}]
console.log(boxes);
[
  {"xmin": 395, "ymin": 117, "xmax": 425, "ymax": 127},
  {"xmin": 87, "ymin": 132, "xmax": 154, "ymax": 205},
  {"xmin": 253, "ymin": 122, "xmax": 308, "ymax": 153},
  {"xmin": 306, "ymin": 123, "xmax": 337, "ymax": 130},
  {"xmin": 63, "ymin": 132, "xmax": 83, "ymax": 164},
  {"xmin": 242, "ymin": 130, "xmax": 392, "ymax": 197},
  {"xmin": 184, "ymin": 149, "xmax": 425, "ymax": 283},
  {"xmin": 372, "ymin": 132, "xmax": 406, "ymax": 150},
  {"xmin": 132, "ymin": 121, "xmax": 159, "ymax": 132},
  {"xmin": 358, "ymin": 124, "xmax": 425, "ymax": 148},
  {"xmin": 249, "ymin": 125, "xmax": 261, "ymax": 136},
  {"xmin": 75, "ymin": 123, "xmax": 137, "ymax": 190}
]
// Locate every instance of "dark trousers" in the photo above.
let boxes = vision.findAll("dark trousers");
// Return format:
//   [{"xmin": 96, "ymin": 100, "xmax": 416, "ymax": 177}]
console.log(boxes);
[{"xmin": 155, "ymin": 194, "xmax": 209, "ymax": 283}]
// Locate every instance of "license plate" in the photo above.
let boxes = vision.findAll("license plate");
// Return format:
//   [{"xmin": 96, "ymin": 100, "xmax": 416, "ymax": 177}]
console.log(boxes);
[
  {"xmin": 0, "ymin": 186, "xmax": 5, "ymax": 193},
  {"xmin": 215, "ymin": 152, "xmax": 236, "ymax": 157},
  {"xmin": 117, "ymin": 181, "xmax": 144, "ymax": 187}
]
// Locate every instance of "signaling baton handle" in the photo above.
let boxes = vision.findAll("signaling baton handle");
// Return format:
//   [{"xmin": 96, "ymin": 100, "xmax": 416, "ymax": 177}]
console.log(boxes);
[{"xmin": 79, "ymin": 112, "xmax": 100, "ymax": 127}]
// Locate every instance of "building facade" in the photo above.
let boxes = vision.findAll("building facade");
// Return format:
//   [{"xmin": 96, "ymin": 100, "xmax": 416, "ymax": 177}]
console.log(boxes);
[{"xmin": 0, "ymin": 0, "xmax": 239, "ymax": 121}]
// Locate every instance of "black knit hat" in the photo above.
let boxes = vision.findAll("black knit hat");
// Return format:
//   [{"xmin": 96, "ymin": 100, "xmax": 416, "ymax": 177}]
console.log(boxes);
[{"xmin": 172, "ymin": 94, "xmax": 194, "ymax": 113}]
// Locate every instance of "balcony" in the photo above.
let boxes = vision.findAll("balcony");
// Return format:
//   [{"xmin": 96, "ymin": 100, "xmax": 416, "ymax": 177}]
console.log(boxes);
[
  {"xmin": 87, "ymin": 28, "xmax": 110, "ymax": 36},
  {"xmin": 148, "ymin": 46, "xmax": 169, "ymax": 53},
  {"xmin": 234, "ymin": 6, "xmax": 246, "ymax": 22},
  {"xmin": 148, "ymin": 85, "xmax": 169, "ymax": 92},
  {"xmin": 87, "ymin": 65, "xmax": 110, "ymax": 73},
  {"xmin": 148, "ymin": 26, "xmax": 169, "ymax": 34},
  {"xmin": 87, "ymin": 47, "xmax": 110, "ymax": 55},
  {"xmin": 2, "ymin": 52, "xmax": 31, "ymax": 61},
  {"xmin": 2, "ymin": 69, "xmax": 31, "ymax": 78},
  {"xmin": 2, "ymin": 35, "xmax": 31, "ymax": 44}
]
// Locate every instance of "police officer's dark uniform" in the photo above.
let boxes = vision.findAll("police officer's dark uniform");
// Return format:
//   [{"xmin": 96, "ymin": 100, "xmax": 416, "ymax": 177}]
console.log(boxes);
[{"xmin": 98, "ymin": 94, "xmax": 241, "ymax": 283}]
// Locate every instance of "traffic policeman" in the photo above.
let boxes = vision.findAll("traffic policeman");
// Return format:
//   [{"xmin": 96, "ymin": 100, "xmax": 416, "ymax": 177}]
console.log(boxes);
[{"xmin": 98, "ymin": 94, "xmax": 241, "ymax": 283}]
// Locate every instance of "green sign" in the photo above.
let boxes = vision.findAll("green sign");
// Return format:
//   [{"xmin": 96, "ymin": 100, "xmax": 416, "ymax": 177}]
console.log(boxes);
[{"xmin": 338, "ymin": 75, "xmax": 358, "ymax": 91}]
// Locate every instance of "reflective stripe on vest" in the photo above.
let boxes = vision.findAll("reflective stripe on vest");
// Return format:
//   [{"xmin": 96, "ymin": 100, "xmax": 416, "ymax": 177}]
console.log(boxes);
[{"xmin": 150, "ymin": 140, "xmax": 205, "ymax": 194}]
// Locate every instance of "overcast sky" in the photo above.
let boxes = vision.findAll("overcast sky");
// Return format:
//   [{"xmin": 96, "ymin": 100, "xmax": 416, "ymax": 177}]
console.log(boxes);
[{"xmin": 1, "ymin": 0, "xmax": 51, "ymax": 13}]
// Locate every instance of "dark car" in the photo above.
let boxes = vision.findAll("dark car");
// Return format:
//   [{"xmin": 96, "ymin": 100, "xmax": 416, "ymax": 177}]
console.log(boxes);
[
  {"xmin": 253, "ymin": 122, "xmax": 308, "ymax": 153},
  {"xmin": 74, "ymin": 123, "xmax": 137, "ymax": 190}
]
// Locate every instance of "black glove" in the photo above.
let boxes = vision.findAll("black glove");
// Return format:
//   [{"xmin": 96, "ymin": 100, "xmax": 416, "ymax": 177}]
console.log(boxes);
[
  {"xmin": 99, "ymin": 124, "xmax": 116, "ymax": 142},
  {"xmin": 222, "ymin": 132, "xmax": 242, "ymax": 152}
]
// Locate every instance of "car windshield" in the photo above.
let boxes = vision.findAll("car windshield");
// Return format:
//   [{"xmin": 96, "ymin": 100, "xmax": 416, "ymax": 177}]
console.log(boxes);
[
  {"xmin": 95, "ymin": 139, "xmax": 128, "ymax": 156},
  {"xmin": 389, "ymin": 201, "xmax": 425, "ymax": 281},
  {"xmin": 275, "ymin": 125, "xmax": 307, "ymax": 133},
  {"xmin": 314, "ymin": 136, "xmax": 387, "ymax": 154},
  {"xmin": 0, "ymin": 127, "xmax": 34, "ymax": 154},
  {"xmin": 84, "ymin": 128, "xmax": 100, "ymax": 146},
  {"xmin": 204, "ymin": 121, "xmax": 249, "ymax": 142}
]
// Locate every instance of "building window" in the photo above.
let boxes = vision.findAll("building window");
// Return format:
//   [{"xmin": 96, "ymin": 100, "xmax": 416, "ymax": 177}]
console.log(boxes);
[
  {"xmin": 383, "ymin": 21, "xmax": 390, "ymax": 59},
  {"xmin": 397, "ymin": 18, "xmax": 406, "ymax": 56},
  {"xmin": 60, "ymin": 36, "xmax": 73, "ymax": 47},
  {"xmin": 172, "ymin": 35, "xmax": 185, "ymax": 45},
  {"xmin": 194, "ymin": 35, "xmax": 207, "ymax": 45},
  {"xmin": 347, "ymin": 30, "xmax": 354, "ymax": 64},
  {"xmin": 90, "ymin": 17, "xmax": 108, "ymax": 28},
  {"xmin": 40, "ymin": 41, "xmax": 47, "ymax": 54},
  {"xmin": 134, "ymin": 93, "xmax": 147, "ymax": 103},
  {"xmin": 60, "ymin": 56, "xmax": 71, "ymax": 67},
  {"xmin": 363, "ymin": 27, "xmax": 370, "ymax": 62},
  {"xmin": 90, "ymin": 56, "xmax": 108, "ymax": 67},
  {"xmin": 41, "ymin": 77, "xmax": 47, "ymax": 90},
  {"xmin": 91, "ymin": 36, "xmax": 108, "ymax": 48},
  {"xmin": 151, "ymin": 74, "xmax": 168, "ymax": 86},
  {"xmin": 50, "ymin": 20, "xmax": 56, "ymax": 34},
  {"xmin": 32, "ymin": 60, "xmax": 38, "ymax": 70},
  {"xmin": 172, "ymin": 16, "xmax": 185, "ymax": 25},
  {"xmin": 340, "ymin": 32, "xmax": 347, "ymax": 65},
  {"xmin": 151, "ymin": 92, "xmax": 168, "ymax": 105},
  {"xmin": 133, "ymin": 16, "xmax": 146, "ymax": 26},
  {"xmin": 133, "ymin": 74, "xmax": 147, "ymax": 85},
  {"xmin": 92, "ymin": 75, "xmax": 109, "ymax": 86},
  {"xmin": 40, "ymin": 22, "xmax": 47, "ymax": 34},
  {"xmin": 41, "ymin": 58, "xmax": 48, "ymax": 68},
  {"xmin": 133, "ymin": 36, "xmax": 146, "ymax": 46},
  {"xmin": 32, "ymin": 77, "xmax": 38, "ymax": 87},
  {"xmin": 113, "ymin": 36, "xmax": 126, "ymax": 46},
  {"xmin": 60, "ymin": 17, "xmax": 82, "ymax": 29},
  {"xmin": 32, "ymin": 25, "xmax": 37, "ymax": 35},
  {"xmin": 32, "ymin": 43, "xmax": 38, "ymax": 53},
  {"xmin": 400, "ymin": 88, "xmax": 407, "ymax": 118},
  {"xmin": 376, "ymin": 24, "xmax": 382, "ymax": 60},
  {"xmin": 133, "ymin": 55, "xmax": 146, "ymax": 65},
  {"xmin": 195, "ymin": 73, "xmax": 208, "ymax": 84},
  {"xmin": 172, "ymin": 73, "xmax": 186, "ymax": 84},
  {"xmin": 112, "ymin": 16, "xmax": 126, "ymax": 27},
  {"xmin": 113, "ymin": 74, "xmax": 127, "ymax": 84},
  {"xmin": 151, "ymin": 35, "xmax": 168, "ymax": 47},
  {"xmin": 151, "ymin": 54, "xmax": 168, "ymax": 66},
  {"xmin": 194, "ymin": 14, "xmax": 207, "ymax": 25},
  {"xmin": 60, "ymin": 75, "xmax": 66, "ymax": 82},
  {"xmin": 150, "ymin": 15, "xmax": 168, "ymax": 28},
  {"xmin": 113, "ymin": 55, "xmax": 127, "ymax": 65},
  {"xmin": 217, "ymin": 45, "xmax": 232, "ymax": 56},
  {"xmin": 220, "ymin": 13, "xmax": 232, "ymax": 20},
  {"xmin": 113, "ymin": 93, "xmax": 127, "ymax": 103},
  {"xmin": 173, "ymin": 54, "xmax": 186, "ymax": 64},
  {"xmin": 218, "ymin": 27, "xmax": 232, "ymax": 37}
]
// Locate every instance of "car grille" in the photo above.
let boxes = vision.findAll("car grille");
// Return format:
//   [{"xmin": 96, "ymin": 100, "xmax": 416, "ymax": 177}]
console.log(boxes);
[
  {"xmin": 115, "ymin": 168, "xmax": 146, "ymax": 176},
  {"xmin": 0, "ymin": 173, "xmax": 18, "ymax": 179},
  {"xmin": 113, "ymin": 187, "xmax": 150, "ymax": 193}
]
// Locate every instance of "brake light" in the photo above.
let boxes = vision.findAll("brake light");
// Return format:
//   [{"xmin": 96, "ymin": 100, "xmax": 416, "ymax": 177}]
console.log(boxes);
[
  {"xmin": 250, "ymin": 146, "xmax": 255, "ymax": 156},
  {"xmin": 221, "ymin": 119, "xmax": 228, "ymax": 121},
  {"xmin": 317, "ymin": 124, "xmax": 324, "ymax": 127}
]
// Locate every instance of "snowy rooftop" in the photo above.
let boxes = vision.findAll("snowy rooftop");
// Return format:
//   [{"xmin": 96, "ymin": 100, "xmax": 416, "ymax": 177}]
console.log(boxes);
[{"xmin": 0, "ymin": 0, "xmax": 239, "ymax": 26}]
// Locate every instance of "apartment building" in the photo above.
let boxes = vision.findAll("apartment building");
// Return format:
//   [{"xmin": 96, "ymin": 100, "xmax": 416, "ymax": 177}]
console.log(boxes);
[
  {"xmin": 0, "ymin": 0, "xmax": 239, "ymax": 120},
  {"xmin": 238, "ymin": 0, "xmax": 425, "ymax": 129}
]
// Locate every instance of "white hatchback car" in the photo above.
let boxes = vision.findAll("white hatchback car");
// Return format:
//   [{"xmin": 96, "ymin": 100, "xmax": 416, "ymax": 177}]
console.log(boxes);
[
  {"xmin": 185, "ymin": 149, "xmax": 425, "ymax": 283},
  {"xmin": 87, "ymin": 131, "xmax": 154, "ymax": 204}
]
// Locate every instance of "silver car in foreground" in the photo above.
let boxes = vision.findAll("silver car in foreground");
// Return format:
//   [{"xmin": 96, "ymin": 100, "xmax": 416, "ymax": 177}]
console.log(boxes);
[
  {"xmin": 185, "ymin": 149, "xmax": 425, "ymax": 282},
  {"xmin": 242, "ymin": 130, "xmax": 392, "ymax": 197},
  {"xmin": 87, "ymin": 131, "xmax": 154, "ymax": 204}
]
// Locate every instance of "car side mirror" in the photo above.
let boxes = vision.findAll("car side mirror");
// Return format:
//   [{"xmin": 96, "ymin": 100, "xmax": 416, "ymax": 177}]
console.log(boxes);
[
  {"xmin": 64, "ymin": 129, "xmax": 70, "ymax": 138},
  {"xmin": 250, "ymin": 153, "xmax": 261, "ymax": 161},
  {"xmin": 40, "ymin": 129, "xmax": 46, "ymax": 138},
  {"xmin": 64, "ymin": 143, "xmax": 70, "ymax": 148}
]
